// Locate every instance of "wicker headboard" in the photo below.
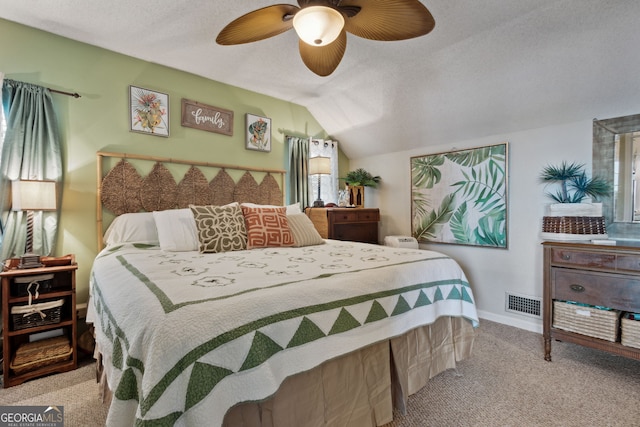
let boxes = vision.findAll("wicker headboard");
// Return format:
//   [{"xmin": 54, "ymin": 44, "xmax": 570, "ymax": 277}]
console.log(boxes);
[{"xmin": 96, "ymin": 151, "xmax": 286, "ymax": 249}]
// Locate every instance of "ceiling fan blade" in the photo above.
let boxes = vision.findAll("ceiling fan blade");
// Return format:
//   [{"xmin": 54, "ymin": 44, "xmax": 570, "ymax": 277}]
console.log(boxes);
[
  {"xmin": 299, "ymin": 30, "xmax": 347, "ymax": 76},
  {"xmin": 216, "ymin": 4, "xmax": 299, "ymax": 45},
  {"xmin": 339, "ymin": 0, "xmax": 435, "ymax": 41}
]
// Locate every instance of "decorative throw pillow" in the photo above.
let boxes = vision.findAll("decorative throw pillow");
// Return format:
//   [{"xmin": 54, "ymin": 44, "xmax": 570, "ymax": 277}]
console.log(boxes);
[
  {"xmin": 189, "ymin": 203, "xmax": 247, "ymax": 253},
  {"xmin": 287, "ymin": 213, "xmax": 325, "ymax": 247},
  {"xmin": 241, "ymin": 206, "xmax": 295, "ymax": 249}
]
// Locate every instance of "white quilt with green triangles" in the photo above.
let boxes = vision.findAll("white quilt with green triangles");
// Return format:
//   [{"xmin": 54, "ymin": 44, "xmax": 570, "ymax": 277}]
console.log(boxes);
[{"xmin": 89, "ymin": 240, "xmax": 478, "ymax": 426}]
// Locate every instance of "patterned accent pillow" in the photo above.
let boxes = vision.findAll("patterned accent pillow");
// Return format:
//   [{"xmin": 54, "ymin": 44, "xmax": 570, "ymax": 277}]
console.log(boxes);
[
  {"xmin": 189, "ymin": 203, "xmax": 247, "ymax": 253},
  {"xmin": 287, "ymin": 213, "xmax": 325, "ymax": 247},
  {"xmin": 241, "ymin": 206, "xmax": 295, "ymax": 249}
]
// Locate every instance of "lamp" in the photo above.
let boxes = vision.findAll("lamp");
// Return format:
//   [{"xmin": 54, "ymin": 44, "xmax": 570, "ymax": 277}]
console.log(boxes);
[
  {"xmin": 309, "ymin": 156, "xmax": 332, "ymax": 207},
  {"xmin": 11, "ymin": 180, "xmax": 57, "ymax": 268},
  {"xmin": 293, "ymin": 6, "xmax": 345, "ymax": 46}
]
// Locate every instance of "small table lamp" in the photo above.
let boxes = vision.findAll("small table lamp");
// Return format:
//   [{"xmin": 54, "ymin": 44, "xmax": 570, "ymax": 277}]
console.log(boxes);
[
  {"xmin": 11, "ymin": 180, "xmax": 57, "ymax": 268},
  {"xmin": 308, "ymin": 156, "xmax": 331, "ymax": 207}
]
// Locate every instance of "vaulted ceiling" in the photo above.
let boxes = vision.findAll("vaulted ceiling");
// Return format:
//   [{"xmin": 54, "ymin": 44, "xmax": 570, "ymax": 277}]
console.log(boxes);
[{"xmin": 2, "ymin": 0, "xmax": 640, "ymax": 159}]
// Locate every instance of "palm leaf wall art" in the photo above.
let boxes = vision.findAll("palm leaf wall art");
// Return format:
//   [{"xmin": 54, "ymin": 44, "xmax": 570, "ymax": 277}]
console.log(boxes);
[{"xmin": 411, "ymin": 143, "xmax": 508, "ymax": 248}]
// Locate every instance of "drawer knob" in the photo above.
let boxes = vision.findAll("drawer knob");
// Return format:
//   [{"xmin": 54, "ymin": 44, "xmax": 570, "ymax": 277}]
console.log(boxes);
[
  {"xmin": 562, "ymin": 254, "xmax": 571, "ymax": 260},
  {"xmin": 569, "ymin": 284, "xmax": 585, "ymax": 293}
]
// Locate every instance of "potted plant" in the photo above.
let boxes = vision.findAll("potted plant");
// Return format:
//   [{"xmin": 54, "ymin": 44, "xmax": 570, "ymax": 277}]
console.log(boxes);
[
  {"xmin": 540, "ymin": 161, "xmax": 609, "ymax": 204},
  {"xmin": 341, "ymin": 168, "xmax": 381, "ymax": 207},
  {"xmin": 343, "ymin": 168, "xmax": 381, "ymax": 188},
  {"xmin": 540, "ymin": 161, "xmax": 610, "ymax": 239}
]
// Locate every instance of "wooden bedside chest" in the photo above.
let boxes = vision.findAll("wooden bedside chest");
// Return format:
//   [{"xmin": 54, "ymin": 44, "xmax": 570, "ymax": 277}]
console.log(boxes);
[
  {"xmin": 1, "ymin": 255, "xmax": 78, "ymax": 387},
  {"xmin": 306, "ymin": 207, "xmax": 380, "ymax": 244}
]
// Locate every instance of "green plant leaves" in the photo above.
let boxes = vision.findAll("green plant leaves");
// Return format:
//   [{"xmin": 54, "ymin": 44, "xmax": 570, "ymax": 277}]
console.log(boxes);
[
  {"xmin": 411, "ymin": 155, "xmax": 444, "ymax": 188},
  {"xmin": 413, "ymin": 193, "xmax": 455, "ymax": 241},
  {"xmin": 411, "ymin": 144, "xmax": 507, "ymax": 247},
  {"xmin": 343, "ymin": 168, "xmax": 381, "ymax": 187},
  {"xmin": 539, "ymin": 161, "xmax": 610, "ymax": 203}
]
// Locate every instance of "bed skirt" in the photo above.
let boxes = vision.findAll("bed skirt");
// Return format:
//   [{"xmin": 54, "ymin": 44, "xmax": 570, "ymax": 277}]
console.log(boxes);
[{"xmin": 96, "ymin": 316, "xmax": 475, "ymax": 426}]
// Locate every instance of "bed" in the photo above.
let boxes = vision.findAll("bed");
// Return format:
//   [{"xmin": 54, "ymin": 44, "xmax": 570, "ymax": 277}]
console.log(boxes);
[{"xmin": 87, "ymin": 152, "xmax": 478, "ymax": 426}]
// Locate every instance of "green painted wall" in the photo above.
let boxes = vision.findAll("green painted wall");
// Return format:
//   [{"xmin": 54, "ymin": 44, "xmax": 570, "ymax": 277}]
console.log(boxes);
[{"xmin": 0, "ymin": 19, "xmax": 349, "ymax": 302}]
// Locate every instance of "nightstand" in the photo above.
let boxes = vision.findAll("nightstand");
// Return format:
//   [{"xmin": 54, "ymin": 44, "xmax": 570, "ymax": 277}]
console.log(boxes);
[
  {"xmin": 306, "ymin": 207, "xmax": 380, "ymax": 244},
  {"xmin": 1, "ymin": 256, "xmax": 77, "ymax": 387}
]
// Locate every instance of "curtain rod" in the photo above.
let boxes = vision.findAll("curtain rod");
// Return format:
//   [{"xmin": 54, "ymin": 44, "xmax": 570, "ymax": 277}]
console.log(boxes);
[{"xmin": 49, "ymin": 88, "xmax": 81, "ymax": 98}]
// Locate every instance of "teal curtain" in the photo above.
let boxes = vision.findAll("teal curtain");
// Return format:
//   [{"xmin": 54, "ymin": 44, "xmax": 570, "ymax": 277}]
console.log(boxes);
[
  {"xmin": 0, "ymin": 79, "xmax": 62, "ymax": 259},
  {"xmin": 287, "ymin": 136, "xmax": 310, "ymax": 209}
]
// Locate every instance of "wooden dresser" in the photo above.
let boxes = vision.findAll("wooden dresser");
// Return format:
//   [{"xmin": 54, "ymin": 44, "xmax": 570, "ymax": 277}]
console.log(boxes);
[
  {"xmin": 306, "ymin": 207, "xmax": 380, "ymax": 244},
  {"xmin": 542, "ymin": 241, "xmax": 640, "ymax": 362}
]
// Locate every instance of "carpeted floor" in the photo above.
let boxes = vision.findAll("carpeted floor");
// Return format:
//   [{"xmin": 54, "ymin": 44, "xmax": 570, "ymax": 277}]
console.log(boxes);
[
  {"xmin": 1, "ymin": 319, "xmax": 638, "ymax": 426},
  {"xmin": 384, "ymin": 320, "xmax": 640, "ymax": 426},
  {"xmin": 0, "ymin": 358, "xmax": 108, "ymax": 427}
]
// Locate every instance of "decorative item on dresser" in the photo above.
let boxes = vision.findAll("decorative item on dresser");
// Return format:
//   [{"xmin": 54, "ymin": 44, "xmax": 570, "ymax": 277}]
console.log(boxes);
[
  {"xmin": 539, "ymin": 162, "xmax": 610, "ymax": 241},
  {"xmin": 1, "ymin": 255, "xmax": 77, "ymax": 387},
  {"xmin": 308, "ymin": 156, "xmax": 332, "ymax": 207},
  {"xmin": 342, "ymin": 168, "xmax": 381, "ymax": 209},
  {"xmin": 542, "ymin": 241, "xmax": 640, "ymax": 362},
  {"xmin": 306, "ymin": 207, "xmax": 380, "ymax": 244}
]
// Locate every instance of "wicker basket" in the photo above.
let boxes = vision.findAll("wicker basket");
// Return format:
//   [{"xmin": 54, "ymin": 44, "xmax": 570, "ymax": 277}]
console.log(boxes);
[
  {"xmin": 10, "ymin": 299, "xmax": 64, "ymax": 331},
  {"xmin": 552, "ymin": 300, "xmax": 620, "ymax": 342},
  {"xmin": 621, "ymin": 313, "xmax": 640, "ymax": 349},
  {"xmin": 11, "ymin": 273, "xmax": 54, "ymax": 297},
  {"xmin": 542, "ymin": 216, "xmax": 607, "ymax": 235},
  {"xmin": 10, "ymin": 336, "xmax": 72, "ymax": 375}
]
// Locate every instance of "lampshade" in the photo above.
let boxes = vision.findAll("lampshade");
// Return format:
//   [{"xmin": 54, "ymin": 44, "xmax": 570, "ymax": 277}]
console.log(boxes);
[
  {"xmin": 11, "ymin": 180, "xmax": 57, "ymax": 211},
  {"xmin": 309, "ymin": 156, "xmax": 332, "ymax": 175},
  {"xmin": 293, "ymin": 6, "xmax": 345, "ymax": 47}
]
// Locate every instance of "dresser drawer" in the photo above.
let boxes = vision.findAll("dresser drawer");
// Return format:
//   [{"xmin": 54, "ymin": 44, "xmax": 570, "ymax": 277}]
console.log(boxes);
[
  {"xmin": 616, "ymin": 255, "xmax": 640, "ymax": 273},
  {"xmin": 333, "ymin": 223, "xmax": 378, "ymax": 244},
  {"xmin": 331, "ymin": 211, "xmax": 358, "ymax": 222},
  {"xmin": 550, "ymin": 248, "xmax": 616, "ymax": 270},
  {"xmin": 356, "ymin": 210, "xmax": 379, "ymax": 222},
  {"xmin": 553, "ymin": 268, "xmax": 640, "ymax": 312}
]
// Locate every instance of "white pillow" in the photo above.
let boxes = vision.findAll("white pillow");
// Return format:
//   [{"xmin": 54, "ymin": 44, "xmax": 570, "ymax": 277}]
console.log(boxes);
[
  {"xmin": 287, "ymin": 213, "xmax": 325, "ymax": 247},
  {"xmin": 241, "ymin": 202, "xmax": 302, "ymax": 215},
  {"xmin": 103, "ymin": 212, "xmax": 159, "ymax": 245},
  {"xmin": 153, "ymin": 209, "xmax": 199, "ymax": 252},
  {"xmin": 286, "ymin": 203, "xmax": 302, "ymax": 215}
]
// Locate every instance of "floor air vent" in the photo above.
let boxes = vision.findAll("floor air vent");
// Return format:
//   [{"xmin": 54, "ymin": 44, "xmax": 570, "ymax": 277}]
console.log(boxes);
[{"xmin": 505, "ymin": 292, "xmax": 541, "ymax": 318}]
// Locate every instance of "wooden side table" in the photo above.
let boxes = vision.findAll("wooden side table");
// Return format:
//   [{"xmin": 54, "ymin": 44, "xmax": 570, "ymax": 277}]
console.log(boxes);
[{"xmin": 1, "ymin": 256, "xmax": 77, "ymax": 387}]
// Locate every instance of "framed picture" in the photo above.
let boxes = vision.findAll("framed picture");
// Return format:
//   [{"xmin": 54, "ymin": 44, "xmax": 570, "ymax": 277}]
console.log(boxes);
[
  {"xmin": 129, "ymin": 85, "xmax": 169, "ymax": 137},
  {"xmin": 245, "ymin": 114, "xmax": 271, "ymax": 152},
  {"xmin": 411, "ymin": 142, "xmax": 509, "ymax": 248},
  {"xmin": 181, "ymin": 98, "xmax": 233, "ymax": 136}
]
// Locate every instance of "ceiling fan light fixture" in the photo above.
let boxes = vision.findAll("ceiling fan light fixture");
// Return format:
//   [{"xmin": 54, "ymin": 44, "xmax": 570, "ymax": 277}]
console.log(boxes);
[{"xmin": 293, "ymin": 6, "xmax": 345, "ymax": 47}]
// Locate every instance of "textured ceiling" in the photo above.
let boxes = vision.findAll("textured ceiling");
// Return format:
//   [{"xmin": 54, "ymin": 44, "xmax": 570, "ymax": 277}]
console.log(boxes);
[{"xmin": 2, "ymin": 0, "xmax": 640, "ymax": 159}]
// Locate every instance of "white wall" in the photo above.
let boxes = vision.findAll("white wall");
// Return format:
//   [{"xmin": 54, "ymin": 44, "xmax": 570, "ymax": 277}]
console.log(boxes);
[{"xmin": 353, "ymin": 119, "xmax": 594, "ymax": 333}]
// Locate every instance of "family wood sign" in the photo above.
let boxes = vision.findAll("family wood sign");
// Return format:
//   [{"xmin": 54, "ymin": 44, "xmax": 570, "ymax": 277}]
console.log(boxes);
[{"xmin": 181, "ymin": 99, "xmax": 233, "ymax": 136}]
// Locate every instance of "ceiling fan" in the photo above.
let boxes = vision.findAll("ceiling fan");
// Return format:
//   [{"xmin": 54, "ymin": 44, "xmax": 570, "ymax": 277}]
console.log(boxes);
[{"xmin": 216, "ymin": 0, "xmax": 435, "ymax": 77}]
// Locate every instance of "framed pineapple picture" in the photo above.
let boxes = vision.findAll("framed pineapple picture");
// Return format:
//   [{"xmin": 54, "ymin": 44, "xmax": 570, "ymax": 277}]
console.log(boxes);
[
  {"xmin": 129, "ymin": 85, "xmax": 169, "ymax": 137},
  {"xmin": 411, "ymin": 142, "xmax": 509, "ymax": 248}
]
